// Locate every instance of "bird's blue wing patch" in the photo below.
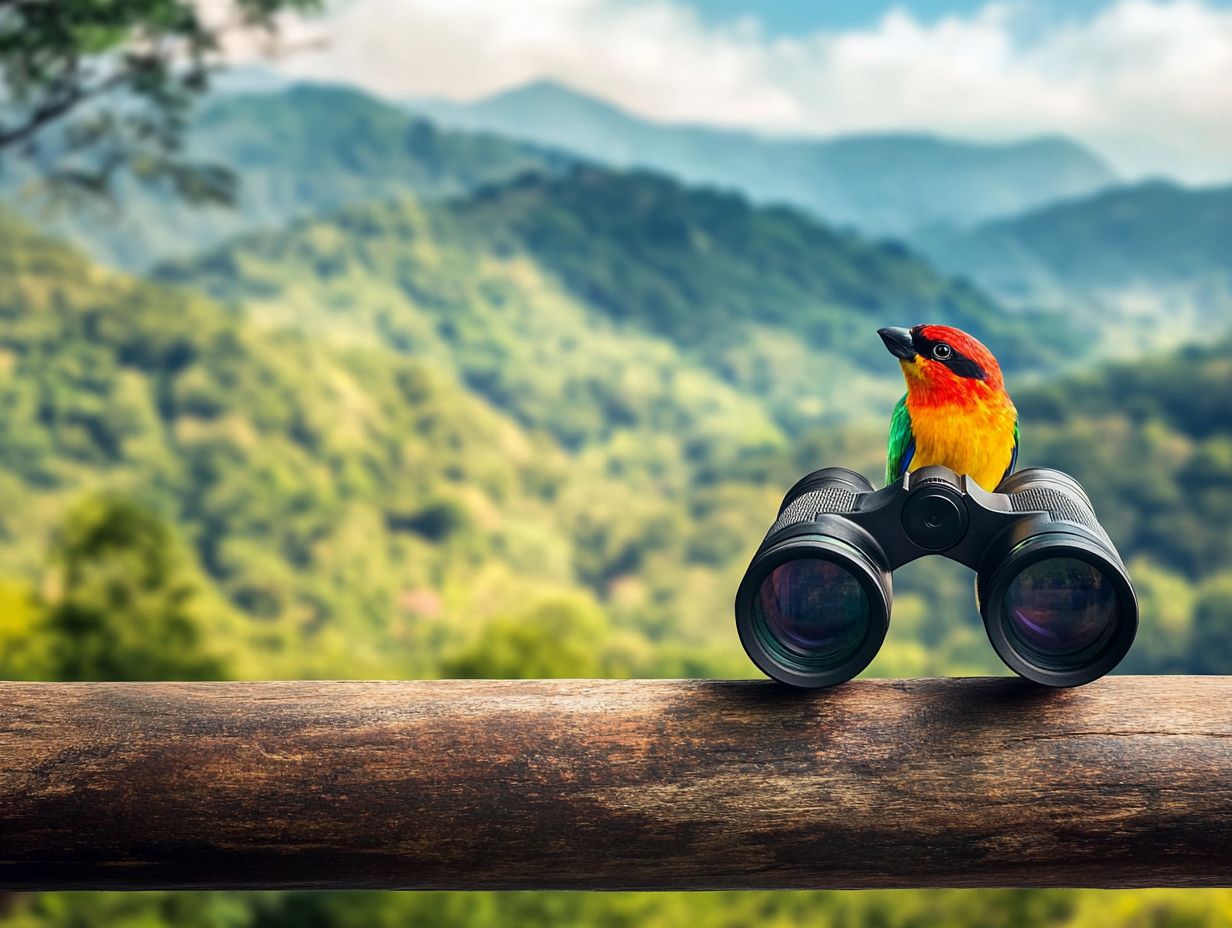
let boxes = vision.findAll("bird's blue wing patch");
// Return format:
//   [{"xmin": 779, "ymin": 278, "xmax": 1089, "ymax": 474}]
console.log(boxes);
[{"xmin": 900, "ymin": 439, "xmax": 916, "ymax": 475}]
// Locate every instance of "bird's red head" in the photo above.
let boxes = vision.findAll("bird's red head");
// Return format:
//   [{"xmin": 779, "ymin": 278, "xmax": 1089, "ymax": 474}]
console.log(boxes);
[{"xmin": 877, "ymin": 324, "xmax": 1006, "ymax": 405}]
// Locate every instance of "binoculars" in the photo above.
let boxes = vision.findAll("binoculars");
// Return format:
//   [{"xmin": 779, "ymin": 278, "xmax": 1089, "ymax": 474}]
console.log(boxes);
[{"xmin": 735, "ymin": 465, "xmax": 1137, "ymax": 688}]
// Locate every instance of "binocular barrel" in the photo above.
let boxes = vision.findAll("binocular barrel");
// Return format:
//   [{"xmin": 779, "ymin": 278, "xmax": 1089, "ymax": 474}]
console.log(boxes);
[{"xmin": 735, "ymin": 466, "xmax": 1137, "ymax": 688}]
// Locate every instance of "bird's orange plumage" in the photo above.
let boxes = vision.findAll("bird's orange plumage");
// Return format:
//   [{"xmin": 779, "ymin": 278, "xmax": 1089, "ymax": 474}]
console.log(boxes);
[{"xmin": 892, "ymin": 325, "xmax": 1018, "ymax": 491}]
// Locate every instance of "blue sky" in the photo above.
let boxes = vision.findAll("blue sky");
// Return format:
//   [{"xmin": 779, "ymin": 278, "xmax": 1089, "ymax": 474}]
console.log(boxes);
[
  {"xmin": 690, "ymin": 0, "xmax": 1084, "ymax": 31},
  {"xmin": 689, "ymin": 0, "xmax": 1224, "ymax": 32}
]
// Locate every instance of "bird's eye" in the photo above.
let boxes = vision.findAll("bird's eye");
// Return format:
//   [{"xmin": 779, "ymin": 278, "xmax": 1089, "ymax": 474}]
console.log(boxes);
[{"xmin": 932, "ymin": 343, "xmax": 952, "ymax": 360}]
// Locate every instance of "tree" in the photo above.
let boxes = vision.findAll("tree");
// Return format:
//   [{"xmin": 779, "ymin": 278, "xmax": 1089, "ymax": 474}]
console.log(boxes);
[
  {"xmin": 43, "ymin": 495, "xmax": 227, "ymax": 681},
  {"xmin": 1190, "ymin": 578, "xmax": 1232, "ymax": 675},
  {"xmin": 441, "ymin": 593, "xmax": 652, "ymax": 680},
  {"xmin": 0, "ymin": 0, "xmax": 319, "ymax": 202},
  {"xmin": 0, "ymin": 578, "xmax": 47, "ymax": 680}
]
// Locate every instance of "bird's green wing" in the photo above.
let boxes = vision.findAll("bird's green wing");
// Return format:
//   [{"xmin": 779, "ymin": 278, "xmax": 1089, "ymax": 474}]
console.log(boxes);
[{"xmin": 885, "ymin": 393, "xmax": 916, "ymax": 486}]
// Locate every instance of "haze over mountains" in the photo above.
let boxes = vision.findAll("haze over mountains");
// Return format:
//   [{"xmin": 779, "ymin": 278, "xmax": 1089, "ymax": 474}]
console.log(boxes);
[
  {"xmin": 5, "ymin": 76, "xmax": 1229, "ymax": 364},
  {"xmin": 10, "ymin": 76, "xmax": 1228, "ymax": 340},
  {"xmin": 408, "ymin": 78, "xmax": 1232, "ymax": 347},
  {"xmin": 916, "ymin": 179, "xmax": 1232, "ymax": 352},
  {"xmin": 919, "ymin": 180, "xmax": 1232, "ymax": 299},
  {"xmin": 412, "ymin": 79, "xmax": 1120, "ymax": 235},
  {"xmin": 7, "ymin": 78, "xmax": 1134, "ymax": 271},
  {"xmin": 5, "ymin": 84, "xmax": 572, "ymax": 270}
]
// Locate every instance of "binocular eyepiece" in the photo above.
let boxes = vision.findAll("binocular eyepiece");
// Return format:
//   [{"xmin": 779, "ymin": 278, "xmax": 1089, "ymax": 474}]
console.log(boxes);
[{"xmin": 735, "ymin": 465, "xmax": 1137, "ymax": 688}]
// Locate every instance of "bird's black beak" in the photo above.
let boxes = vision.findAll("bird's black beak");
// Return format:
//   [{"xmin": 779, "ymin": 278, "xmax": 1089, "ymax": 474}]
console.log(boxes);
[{"xmin": 878, "ymin": 326, "xmax": 916, "ymax": 360}]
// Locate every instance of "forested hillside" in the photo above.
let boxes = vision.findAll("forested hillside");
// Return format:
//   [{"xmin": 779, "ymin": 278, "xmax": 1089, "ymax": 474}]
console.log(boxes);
[
  {"xmin": 4, "ymin": 171, "xmax": 1227, "ymax": 687},
  {"xmin": 156, "ymin": 165, "xmax": 1085, "ymax": 434},
  {"xmin": 923, "ymin": 180, "xmax": 1232, "ymax": 294},
  {"xmin": 0, "ymin": 205, "xmax": 791, "ymax": 683}
]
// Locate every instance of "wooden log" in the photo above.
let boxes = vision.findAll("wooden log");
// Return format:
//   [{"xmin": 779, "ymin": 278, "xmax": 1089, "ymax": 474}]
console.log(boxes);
[{"xmin": 1, "ymin": 677, "xmax": 1230, "ymax": 891}]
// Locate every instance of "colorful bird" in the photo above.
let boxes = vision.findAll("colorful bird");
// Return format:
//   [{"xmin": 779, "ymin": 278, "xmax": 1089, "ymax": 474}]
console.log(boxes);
[{"xmin": 877, "ymin": 324, "xmax": 1018, "ymax": 492}]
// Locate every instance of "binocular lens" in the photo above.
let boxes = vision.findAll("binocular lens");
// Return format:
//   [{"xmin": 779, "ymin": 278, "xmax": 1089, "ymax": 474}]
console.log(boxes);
[
  {"xmin": 981, "ymin": 539, "xmax": 1136, "ymax": 686},
  {"xmin": 735, "ymin": 465, "xmax": 891, "ymax": 687},
  {"xmin": 753, "ymin": 558, "xmax": 870, "ymax": 670},
  {"xmin": 1003, "ymin": 557, "xmax": 1119, "ymax": 661}
]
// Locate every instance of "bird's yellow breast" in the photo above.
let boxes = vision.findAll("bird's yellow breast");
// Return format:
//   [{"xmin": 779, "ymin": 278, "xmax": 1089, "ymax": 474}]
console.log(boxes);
[{"xmin": 906, "ymin": 396, "xmax": 1017, "ymax": 492}]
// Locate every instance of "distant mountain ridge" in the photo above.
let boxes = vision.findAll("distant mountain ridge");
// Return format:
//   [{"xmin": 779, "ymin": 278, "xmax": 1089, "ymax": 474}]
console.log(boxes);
[
  {"xmin": 9, "ymin": 79, "xmax": 1121, "ymax": 274},
  {"xmin": 916, "ymin": 179, "xmax": 1232, "ymax": 351},
  {"xmin": 920, "ymin": 179, "xmax": 1232, "ymax": 292},
  {"xmin": 412, "ymin": 78, "xmax": 1119, "ymax": 235}
]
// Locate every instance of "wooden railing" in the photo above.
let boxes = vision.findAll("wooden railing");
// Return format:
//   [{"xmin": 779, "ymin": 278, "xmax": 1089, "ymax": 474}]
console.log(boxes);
[{"xmin": 2, "ymin": 677, "xmax": 1230, "ymax": 890}]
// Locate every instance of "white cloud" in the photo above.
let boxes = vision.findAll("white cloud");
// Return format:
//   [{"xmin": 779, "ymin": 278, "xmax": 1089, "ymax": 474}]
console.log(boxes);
[{"xmin": 261, "ymin": 0, "xmax": 1232, "ymax": 182}]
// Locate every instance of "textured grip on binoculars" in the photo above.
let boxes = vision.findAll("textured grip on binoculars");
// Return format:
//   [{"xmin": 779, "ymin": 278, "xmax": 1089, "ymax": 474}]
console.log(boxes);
[
  {"xmin": 767, "ymin": 487, "xmax": 859, "ymax": 540},
  {"xmin": 1007, "ymin": 485, "xmax": 1116, "ymax": 554}
]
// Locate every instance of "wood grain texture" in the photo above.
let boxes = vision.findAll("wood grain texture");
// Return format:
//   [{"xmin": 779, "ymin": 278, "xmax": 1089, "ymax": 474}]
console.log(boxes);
[{"xmin": 1, "ymin": 677, "xmax": 1230, "ymax": 891}]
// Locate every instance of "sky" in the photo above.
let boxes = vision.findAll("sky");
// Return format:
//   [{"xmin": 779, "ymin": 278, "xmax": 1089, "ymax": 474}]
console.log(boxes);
[
  {"xmin": 257, "ymin": 0, "xmax": 1232, "ymax": 182},
  {"xmin": 689, "ymin": 0, "xmax": 1119, "ymax": 32}
]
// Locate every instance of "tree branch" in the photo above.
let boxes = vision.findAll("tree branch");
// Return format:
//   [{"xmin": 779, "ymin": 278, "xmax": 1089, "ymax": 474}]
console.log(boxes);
[
  {"xmin": 0, "ymin": 69, "xmax": 130, "ymax": 150},
  {"xmin": 0, "ymin": 91, "xmax": 85, "ymax": 148}
]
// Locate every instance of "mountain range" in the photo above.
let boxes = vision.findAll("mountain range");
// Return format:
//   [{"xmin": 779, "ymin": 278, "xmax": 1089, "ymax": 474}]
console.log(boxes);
[
  {"xmin": 411, "ymin": 79, "xmax": 1119, "ymax": 235},
  {"xmin": 919, "ymin": 179, "xmax": 1232, "ymax": 295},
  {"xmin": 4, "ymin": 78, "xmax": 1226, "ymax": 369},
  {"xmin": 916, "ymin": 179, "xmax": 1232, "ymax": 351},
  {"xmin": 154, "ymin": 163, "xmax": 1085, "ymax": 438}
]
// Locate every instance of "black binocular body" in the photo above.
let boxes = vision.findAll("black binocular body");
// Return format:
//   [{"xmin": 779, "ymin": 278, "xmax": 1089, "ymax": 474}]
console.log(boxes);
[{"xmin": 735, "ymin": 465, "xmax": 1137, "ymax": 688}]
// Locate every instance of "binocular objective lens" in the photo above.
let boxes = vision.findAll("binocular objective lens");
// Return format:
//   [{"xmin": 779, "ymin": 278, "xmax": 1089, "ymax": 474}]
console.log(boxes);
[
  {"xmin": 1003, "ymin": 557, "xmax": 1119, "ymax": 661},
  {"xmin": 754, "ymin": 558, "xmax": 870, "ymax": 670}
]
